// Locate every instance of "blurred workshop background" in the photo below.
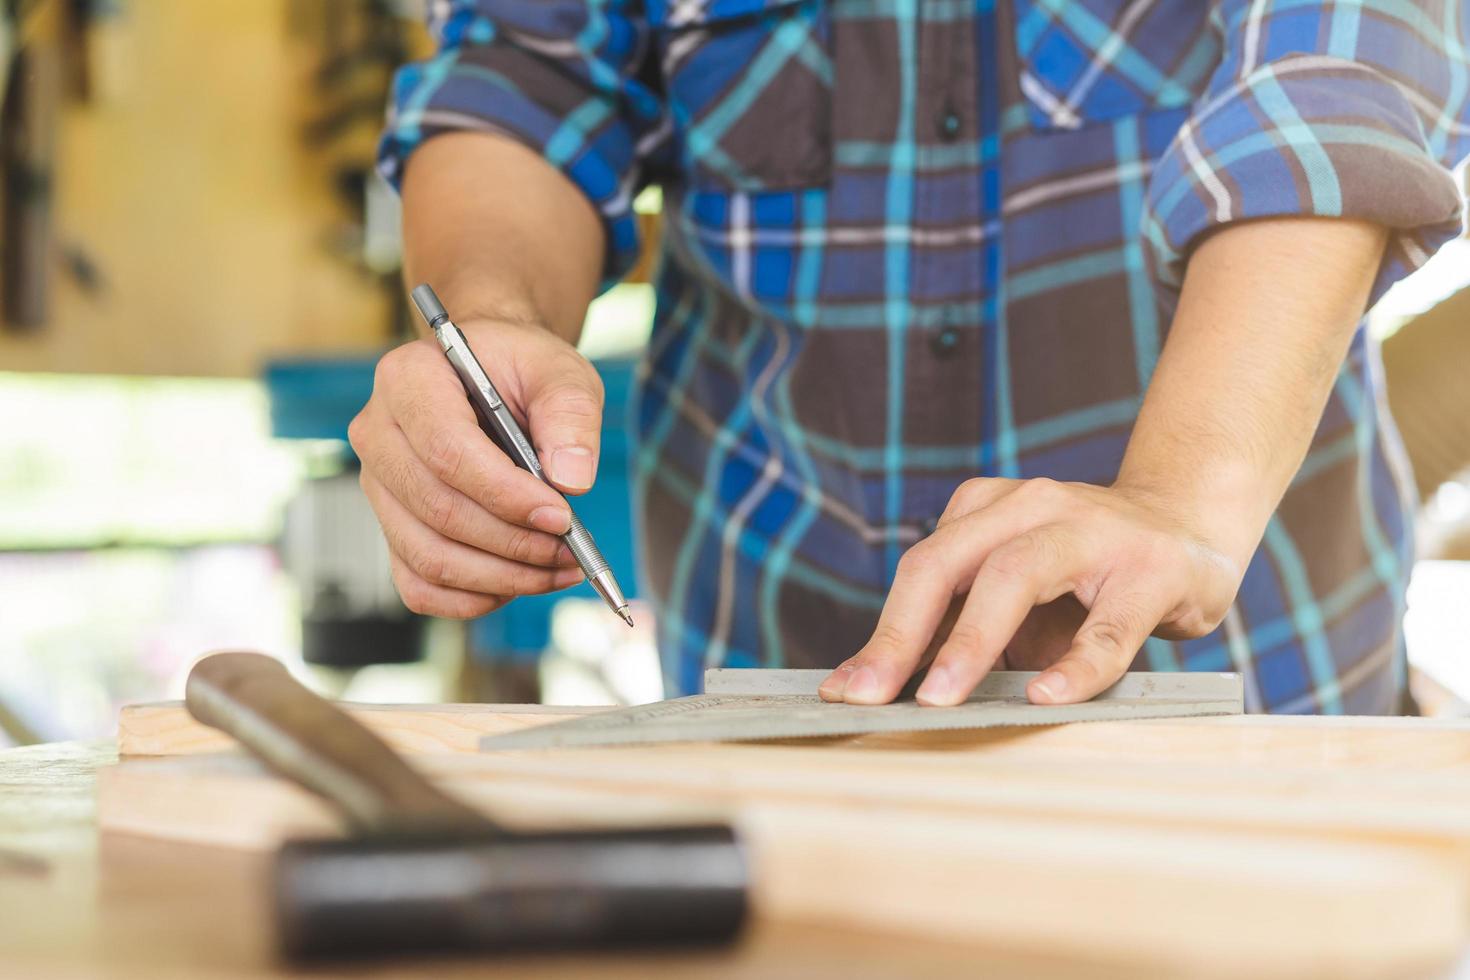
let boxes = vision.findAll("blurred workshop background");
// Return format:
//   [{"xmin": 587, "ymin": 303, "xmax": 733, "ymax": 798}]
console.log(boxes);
[{"xmin": 0, "ymin": 0, "xmax": 1468, "ymax": 744}]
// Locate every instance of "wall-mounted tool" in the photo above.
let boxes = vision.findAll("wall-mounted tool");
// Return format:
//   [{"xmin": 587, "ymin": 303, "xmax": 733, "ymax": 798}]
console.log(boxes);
[
  {"xmin": 1, "ymin": 41, "xmax": 59, "ymax": 330},
  {"xmin": 183, "ymin": 652, "xmax": 748, "ymax": 960}
]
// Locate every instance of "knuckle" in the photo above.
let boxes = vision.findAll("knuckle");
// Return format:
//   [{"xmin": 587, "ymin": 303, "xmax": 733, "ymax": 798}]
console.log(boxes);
[
  {"xmin": 1172, "ymin": 604, "xmax": 1222, "ymax": 639},
  {"xmin": 1067, "ymin": 655, "xmax": 1106, "ymax": 686},
  {"xmin": 440, "ymin": 592, "xmax": 483, "ymax": 619},
  {"xmin": 396, "ymin": 579, "xmax": 435, "ymax": 616},
  {"xmin": 479, "ymin": 479, "xmax": 513, "ymax": 518},
  {"xmin": 504, "ymin": 525, "xmax": 548, "ymax": 565},
  {"xmin": 1200, "ymin": 597, "xmax": 1232, "ymax": 632},
  {"xmin": 422, "ymin": 485, "xmax": 461, "ymax": 535},
  {"xmin": 423, "ymin": 427, "xmax": 465, "ymax": 483},
  {"xmin": 953, "ymin": 478, "xmax": 990, "ymax": 508},
  {"xmin": 409, "ymin": 545, "xmax": 452, "ymax": 588},
  {"xmin": 867, "ymin": 622, "xmax": 910, "ymax": 654},
  {"xmin": 896, "ymin": 542, "xmax": 939, "ymax": 577},
  {"xmin": 346, "ymin": 412, "xmax": 368, "ymax": 453},
  {"xmin": 546, "ymin": 383, "xmax": 604, "ymax": 422},
  {"xmin": 1081, "ymin": 619, "xmax": 1135, "ymax": 658},
  {"xmin": 1019, "ymin": 477, "xmax": 1064, "ymax": 506},
  {"xmin": 509, "ymin": 564, "xmax": 556, "ymax": 596},
  {"xmin": 943, "ymin": 620, "xmax": 987, "ymax": 654},
  {"xmin": 459, "ymin": 594, "xmax": 501, "ymax": 618},
  {"xmin": 375, "ymin": 343, "xmax": 420, "ymax": 388},
  {"xmin": 982, "ymin": 538, "xmax": 1037, "ymax": 583},
  {"xmin": 373, "ymin": 351, "xmax": 398, "ymax": 387}
]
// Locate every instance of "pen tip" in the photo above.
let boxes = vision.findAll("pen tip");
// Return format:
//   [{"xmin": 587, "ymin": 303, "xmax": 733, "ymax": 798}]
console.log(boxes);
[{"xmin": 619, "ymin": 607, "xmax": 634, "ymax": 628}]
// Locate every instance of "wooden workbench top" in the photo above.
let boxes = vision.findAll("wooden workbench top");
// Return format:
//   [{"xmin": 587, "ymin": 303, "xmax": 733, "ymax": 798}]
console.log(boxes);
[
  {"xmin": 18, "ymin": 701, "xmax": 1470, "ymax": 978},
  {"xmin": 0, "ymin": 740, "xmax": 1132, "ymax": 979}
]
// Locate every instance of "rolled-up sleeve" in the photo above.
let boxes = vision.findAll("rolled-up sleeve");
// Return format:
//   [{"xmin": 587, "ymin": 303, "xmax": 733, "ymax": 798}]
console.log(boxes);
[
  {"xmin": 379, "ymin": 0, "xmax": 667, "ymax": 291},
  {"xmin": 1143, "ymin": 0, "xmax": 1470, "ymax": 298}
]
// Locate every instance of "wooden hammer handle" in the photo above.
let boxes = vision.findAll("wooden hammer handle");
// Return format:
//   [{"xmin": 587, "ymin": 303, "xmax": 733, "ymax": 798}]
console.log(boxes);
[{"xmin": 184, "ymin": 652, "xmax": 488, "ymax": 835}]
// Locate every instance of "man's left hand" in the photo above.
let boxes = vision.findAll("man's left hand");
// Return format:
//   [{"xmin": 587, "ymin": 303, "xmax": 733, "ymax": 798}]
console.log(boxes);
[{"xmin": 817, "ymin": 478, "xmax": 1241, "ymax": 707}]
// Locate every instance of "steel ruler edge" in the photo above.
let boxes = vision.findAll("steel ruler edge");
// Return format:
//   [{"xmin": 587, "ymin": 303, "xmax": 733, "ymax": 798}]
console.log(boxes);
[
  {"xmin": 705, "ymin": 668, "xmax": 1240, "ymax": 700},
  {"xmin": 479, "ymin": 670, "xmax": 1244, "ymax": 751}
]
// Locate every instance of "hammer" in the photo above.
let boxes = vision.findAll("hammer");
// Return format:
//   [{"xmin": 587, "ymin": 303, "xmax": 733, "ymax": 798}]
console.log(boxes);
[{"xmin": 184, "ymin": 652, "xmax": 748, "ymax": 960}]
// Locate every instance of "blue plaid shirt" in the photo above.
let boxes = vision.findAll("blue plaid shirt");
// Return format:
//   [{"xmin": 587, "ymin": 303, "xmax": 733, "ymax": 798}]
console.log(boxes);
[{"xmin": 383, "ymin": 0, "xmax": 1470, "ymax": 712}]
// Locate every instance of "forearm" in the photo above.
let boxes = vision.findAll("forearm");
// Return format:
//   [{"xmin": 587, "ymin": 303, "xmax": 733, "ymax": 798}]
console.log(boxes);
[
  {"xmin": 401, "ymin": 132, "xmax": 605, "ymax": 344},
  {"xmin": 1117, "ymin": 217, "xmax": 1387, "ymax": 570}
]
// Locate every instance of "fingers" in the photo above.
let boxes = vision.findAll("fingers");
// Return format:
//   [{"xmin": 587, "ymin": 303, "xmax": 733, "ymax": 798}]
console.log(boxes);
[
  {"xmin": 818, "ymin": 597, "xmax": 962, "ymax": 702},
  {"xmin": 388, "ymin": 551, "xmax": 506, "ymax": 620},
  {"xmin": 936, "ymin": 477, "xmax": 1020, "ymax": 529},
  {"xmin": 916, "ymin": 527, "xmax": 1088, "ymax": 706},
  {"xmin": 356, "ymin": 419, "xmax": 574, "ymax": 568},
  {"xmin": 370, "ymin": 340, "xmax": 571, "ymax": 531},
  {"xmin": 827, "ymin": 487, "xmax": 1058, "ymax": 705},
  {"xmin": 822, "ymin": 554, "xmax": 951, "ymax": 705},
  {"xmin": 817, "ymin": 658, "xmax": 860, "ymax": 702},
  {"xmin": 522, "ymin": 354, "xmax": 605, "ymax": 495},
  {"xmin": 1027, "ymin": 584, "xmax": 1171, "ymax": 705},
  {"xmin": 365, "ymin": 471, "xmax": 586, "ymax": 603}
]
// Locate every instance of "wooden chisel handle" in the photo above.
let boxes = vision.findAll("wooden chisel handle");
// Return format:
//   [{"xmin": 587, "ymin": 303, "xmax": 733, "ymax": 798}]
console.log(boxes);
[
  {"xmin": 184, "ymin": 651, "xmax": 488, "ymax": 835},
  {"xmin": 185, "ymin": 652, "xmax": 750, "ymax": 959}
]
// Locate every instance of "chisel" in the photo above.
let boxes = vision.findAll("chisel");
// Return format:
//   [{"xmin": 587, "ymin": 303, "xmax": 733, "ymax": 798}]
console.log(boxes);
[{"xmin": 184, "ymin": 652, "xmax": 747, "ymax": 960}]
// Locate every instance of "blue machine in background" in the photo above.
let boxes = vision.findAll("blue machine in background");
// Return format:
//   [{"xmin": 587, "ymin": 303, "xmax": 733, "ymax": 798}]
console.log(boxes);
[{"xmin": 264, "ymin": 354, "xmax": 641, "ymax": 665}]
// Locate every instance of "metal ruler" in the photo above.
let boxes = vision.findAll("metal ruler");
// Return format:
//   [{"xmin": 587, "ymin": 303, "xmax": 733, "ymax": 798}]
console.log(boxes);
[{"xmin": 480, "ymin": 670, "xmax": 1244, "ymax": 751}]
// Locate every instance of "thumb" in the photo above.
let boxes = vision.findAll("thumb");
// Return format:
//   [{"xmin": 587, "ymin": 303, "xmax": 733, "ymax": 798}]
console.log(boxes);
[{"xmin": 524, "ymin": 355, "xmax": 604, "ymax": 495}]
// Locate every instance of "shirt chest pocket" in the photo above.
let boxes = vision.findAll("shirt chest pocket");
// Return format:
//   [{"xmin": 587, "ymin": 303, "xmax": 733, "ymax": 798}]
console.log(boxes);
[
  {"xmin": 647, "ymin": 0, "xmax": 832, "ymax": 190},
  {"xmin": 1012, "ymin": 0, "xmax": 1219, "ymax": 130}
]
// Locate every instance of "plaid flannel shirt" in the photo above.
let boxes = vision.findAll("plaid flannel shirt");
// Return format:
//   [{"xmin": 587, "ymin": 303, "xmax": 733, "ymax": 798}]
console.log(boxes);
[{"xmin": 382, "ymin": 0, "xmax": 1470, "ymax": 712}]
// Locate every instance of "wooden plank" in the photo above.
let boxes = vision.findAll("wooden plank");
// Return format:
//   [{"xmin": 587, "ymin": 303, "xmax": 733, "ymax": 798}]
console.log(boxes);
[
  {"xmin": 120, "ymin": 700, "xmax": 1470, "ymax": 771},
  {"xmin": 117, "ymin": 701, "xmax": 593, "ymax": 757},
  {"xmin": 96, "ymin": 751, "xmax": 1469, "ymax": 977},
  {"xmin": 835, "ymin": 712, "xmax": 1470, "ymax": 770},
  {"xmin": 102, "ymin": 739, "xmax": 1470, "ymax": 853},
  {"xmin": 9, "ymin": 742, "xmax": 1137, "ymax": 980},
  {"xmin": 108, "ymin": 696, "xmax": 1470, "ymax": 974}
]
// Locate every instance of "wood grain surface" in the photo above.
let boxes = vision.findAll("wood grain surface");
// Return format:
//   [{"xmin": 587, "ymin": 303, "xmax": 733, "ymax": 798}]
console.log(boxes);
[
  {"xmin": 96, "ymin": 704, "xmax": 1470, "ymax": 977},
  {"xmin": 119, "ymin": 698, "xmax": 1470, "ymax": 768},
  {"xmin": 118, "ymin": 701, "xmax": 593, "ymax": 757},
  {"xmin": 0, "ymin": 741, "xmax": 1146, "ymax": 980}
]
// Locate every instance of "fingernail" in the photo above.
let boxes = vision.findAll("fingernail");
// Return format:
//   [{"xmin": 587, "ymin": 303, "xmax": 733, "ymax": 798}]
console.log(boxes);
[
  {"xmin": 530, "ymin": 506, "xmax": 571, "ymax": 534},
  {"xmin": 1031, "ymin": 671, "xmax": 1068, "ymax": 702},
  {"xmin": 550, "ymin": 447, "xmax": 595, "ymax": 491},
  {"xmin": 817, "ymin": 665, "xmax": 855, "ymax": 701},
  {"xmin": 554, "ymin": 567, "xmax": 586, "ymax": 588},
  {"xmin": 916, "ymin": 664, "xmax": 956, "ymax": 707},
  {"xmin": 843, "ymin": 666, "xmax": 882, "ymax": 704}
]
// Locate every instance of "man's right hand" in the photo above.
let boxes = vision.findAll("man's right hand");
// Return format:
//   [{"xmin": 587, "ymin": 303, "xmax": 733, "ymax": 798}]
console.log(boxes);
[{"xmin": 348, "ymin": 317, "xmax": 605, "ymax": 619}]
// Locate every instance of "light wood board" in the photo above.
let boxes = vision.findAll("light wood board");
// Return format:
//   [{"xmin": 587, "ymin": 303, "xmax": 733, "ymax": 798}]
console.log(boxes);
[
  {"xmin": 100, "ymin": 703, "xmax": 1470, "ymax": 977},
  {"xmin": 15, "ymin": 742, "xmax": 1124, "ymax": 980},
  {"xmin": 119, "ymin": 699, "xmax": 1470, "ymax": 769},
  {"xmin": 118, "ymin": 701, "xmax": 591, "ymax": 757}
]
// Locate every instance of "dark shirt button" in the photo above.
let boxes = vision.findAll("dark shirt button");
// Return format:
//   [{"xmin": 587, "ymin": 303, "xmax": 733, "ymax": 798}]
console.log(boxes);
[
  {"xmin": 931, "ymin": 325, "xmax": 960, "ymax": 357},
  {"xmin": 937, "ymin": 107, "xmax": 961, "ymax": 141}
]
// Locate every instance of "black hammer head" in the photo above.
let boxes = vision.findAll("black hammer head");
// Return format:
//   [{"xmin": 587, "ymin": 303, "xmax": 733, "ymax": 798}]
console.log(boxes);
[{"xmin": 274, "ymin": 824, "xmax": 748, "ymax": 960}]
